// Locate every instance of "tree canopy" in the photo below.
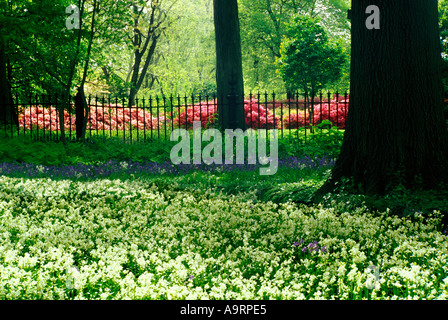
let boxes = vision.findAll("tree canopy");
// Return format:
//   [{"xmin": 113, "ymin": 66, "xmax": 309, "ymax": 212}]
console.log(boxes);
[
  {"xmin": 3, "ymin": 0, "xmax": 448, "ymax": 103},
  {"xmin": 239, "ymin": 0, "xmax": 350, "ymax": 92}
]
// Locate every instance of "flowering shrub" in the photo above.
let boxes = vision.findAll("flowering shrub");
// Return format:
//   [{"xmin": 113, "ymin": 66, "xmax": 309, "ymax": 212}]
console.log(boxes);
[
  {"xmin": 18, "ymin": 107, "xmax": 73, "ymax": 131},
  {"xmin": 282, "ymin": 97, "xmax": 349, "ymax": 129},
  {"xmin": 283, "ymin": 112, "xmax": 307, "ymax": 129},
  {"xmin": 172, "ymin": 102, "xmax": 218, "ymax": 129},
  {"xmin": 90, "ymin": 107, "xmax": 165, "ymax": 130},
  {"xmin": 312, "ymin": 101, "xmax": 348, "ymax": 129},
  {"xmin": 18, "ymin": 106, "xmax": 164, "ymax": 131},
  {"xmin": 244, "ymin": 99, "xmax": 280, "ymax": 129},
  {"xmin": 0, "ymin": 175, "xmax": 447, "ymax": 300},
  {"xmin": 17, "ymin": 97, "xmax": 348, "ymax": 132},
  {"xmin": 172, "ymin": 99, "xmax": 280, "ymax": 129}
]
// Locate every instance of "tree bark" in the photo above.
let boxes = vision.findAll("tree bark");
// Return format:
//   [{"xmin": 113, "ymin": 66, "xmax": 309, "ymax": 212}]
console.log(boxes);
[
  {"xmin": 0, "ymin": 38, "xmax": 17, "ymax": 126},
  {"xmin": 127, "ymin": 3, "xmax": 163, "ymax": 109},
  {"xmin": 213, "ymin": 0, "xmax": 245, "ymax": 130},
  {"xmin": 60, "ymin": 0, "xmax": 85, "ymax": 144},
  {"xmin": 0, "ymin": 1, "xmax": 17, "ymax": 127},
  {"xmin": 315, "ymin": 0, "xmax": 448, "ymax": 198},
  {"xmin": 80, "ymin": 0, "xmax": 98, "ymax": 140}
]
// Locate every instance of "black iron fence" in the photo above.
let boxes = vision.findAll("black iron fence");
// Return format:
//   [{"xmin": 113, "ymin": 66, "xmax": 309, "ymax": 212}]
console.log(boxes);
[{"xmin": 0, "ymin": 91, "xmax": 349, "ymax": 142}]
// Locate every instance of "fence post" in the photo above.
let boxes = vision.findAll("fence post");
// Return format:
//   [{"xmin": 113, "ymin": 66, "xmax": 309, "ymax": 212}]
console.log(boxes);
[
  {"xmin": 247, "ymin": 92, "xmax": 252, "ymax": 129},
  {"xmin": 310, "ymin": 91, "xmax": 315, "ymax": 134},
  {"xmin": 163, "ymin": 95, "xmax": 167, "ymax": 141},
  {"xmin": 227, "ymin": 77, "xmax": 237, "ymax": 130},
  {"xmin": 142, "ymin": 97, "xmax": 146, "ymax": 142},
  {"xmin": 272, "ymin": 91, "xmax": 276, "ymax": 131},
  {"xmin": 15, "ymin": 94, "xmax": 20, "ymax": 138}
]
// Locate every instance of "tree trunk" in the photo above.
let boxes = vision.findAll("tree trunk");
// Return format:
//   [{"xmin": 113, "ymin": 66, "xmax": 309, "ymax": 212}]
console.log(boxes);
[
  {"xmin": 80, "ymin": 0, "xmax": 98, "ymax": 141},
  {"xmin": 128, "ymin": 37, "xmax": 159, "ymax": 108},
  {"xmin": 0, "ymin": 39, "xmax": 16, "ymax": 126},
  {"xmin": 127, "ymin": 3, "xmax": 162, "ymax": 109},
  {"xmin": 60, "ymin": 0, "xmax": 85, "ymax": 144},
  {"xmin": 0, "ymin": 2, "xmax": 16, "ymax": 127},
  {"xmin": 316, "ymin": 0, "xmax": 448, "ymax": 197},
  {"xmin": 128, "ymin": 83, "xmax": 138, "ymax": 108},
  {"xmin": 213, "ymin": 0, "xmax": 245, "ymax": 130}
]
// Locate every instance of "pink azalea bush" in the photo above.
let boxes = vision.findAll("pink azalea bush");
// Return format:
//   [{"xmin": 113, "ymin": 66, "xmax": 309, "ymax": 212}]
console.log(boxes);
[
  {"xmin": 19, "ymin": 106, "xmax": 164, "ymax": 131},
  {"xmin": 18, "ymin": 95, "xmax": 349, "ymax": 132},
  {"xmin": 283, "ymin": 112, "xmax": 308, "ymax": 129},
  {"xmin": 282, "ymin": 96, "xmax": 349, "ymax": 129},
  {"xmin": 312, "ymin": 100, "xmax": 348, "ymax": 129},
  {"xmin": 18, "ymin": 107, "xmax": 73, "ymax": 131},
  {"xmin": 244, "ymin": 99, "xmax": 280, "ymax": 129},
  {"xmin": 172, "ymin": 99, "xmax": 280, "ymax": 129},
  {"xmin": 97, "ymin": 107, "xmax": 165, "ymax": 130},
  {"xmin": 173, "ymin": 102, "xmax": 218, "ymax": 129}
]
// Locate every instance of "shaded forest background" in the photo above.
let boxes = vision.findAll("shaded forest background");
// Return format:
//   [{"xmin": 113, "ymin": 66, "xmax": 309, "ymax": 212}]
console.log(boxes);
[{"xmin": 1, "ymin": 0, "xmax": 447, "ymax": 102}]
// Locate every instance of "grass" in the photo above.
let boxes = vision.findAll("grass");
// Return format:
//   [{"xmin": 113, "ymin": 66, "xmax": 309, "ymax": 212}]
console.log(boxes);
[
  {"xmin": 0, "ymin": 122, "xmax": 344, "ymax": 165},
  {"xmin": 0, "ymin": 130, "xmax": 448, "ymax": 300}
]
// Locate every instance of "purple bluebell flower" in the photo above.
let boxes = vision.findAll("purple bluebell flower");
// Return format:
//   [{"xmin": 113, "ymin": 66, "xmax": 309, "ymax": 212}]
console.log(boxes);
[
  {"xmin": 0, "ymin": 154, "xmax": 335, "ymax": 179},
  {"xmin": 307, "ymin": 241, "xmax": 320, "ymax": 252}
]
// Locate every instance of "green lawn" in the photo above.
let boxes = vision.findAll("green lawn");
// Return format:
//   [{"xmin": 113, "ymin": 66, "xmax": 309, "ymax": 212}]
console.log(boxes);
[{"xmin": 1, "ymin": 121, "xmax": 344, "ymax": 146}]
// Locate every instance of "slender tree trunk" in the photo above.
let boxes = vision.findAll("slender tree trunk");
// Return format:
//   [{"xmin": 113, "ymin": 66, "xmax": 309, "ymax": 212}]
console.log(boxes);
[
  {"xmin": 80, "ymin": 0, "xmax": 98, "ymax": 140},
  {"xmin": 128, "ymin": 51, "xmax": 141, "ymax": 108},
  {"xmin": 213, "ymin": 0, "xmax": 245, "ymax": 130},
  {"xmin": 60, "ymin": 0, "xmax": 85, "ymax": 143},
  {"xmin": 128, "ymin": 85, "xmax": 138, "ymax": 108},
  {"xmin": 315, "ymin": 0, "xmax": 448, "ymax": 198},
  {"xmin": 127, "ymin": 4, "xmax": 162, "ymax": 109},
  {"xmin": 128, "ymin": 35, "xmax": 159, "ymax": 108},
  {"xmin": 253, "ymin": 58, "xmax": 259, "ymax": 86},
  {"xmin": 128, "ymin": 50, "xmax": 142, "ymax": 107}
]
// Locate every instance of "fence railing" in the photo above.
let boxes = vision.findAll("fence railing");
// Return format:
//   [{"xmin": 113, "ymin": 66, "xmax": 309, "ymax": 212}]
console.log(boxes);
[{"xmin": 0, "ymin": 91, "xmax": 349, "ymax": 142}]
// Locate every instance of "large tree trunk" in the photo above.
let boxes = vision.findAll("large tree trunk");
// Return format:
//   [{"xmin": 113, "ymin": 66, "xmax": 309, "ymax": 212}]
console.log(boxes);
[
  {"xmin": 213, "ymin": 0, "xmax": 245, "ymax": 130},
  {"xmin": 0, "ymin": 2, "xmax": 17, "ymax": 126},
  {"xmin": 316, "ymin": 0, "xmax": 448, "ymax": 197},
  {"xmin": 0, "ymin": 39, "xmax": 16, "ymax": 126}
]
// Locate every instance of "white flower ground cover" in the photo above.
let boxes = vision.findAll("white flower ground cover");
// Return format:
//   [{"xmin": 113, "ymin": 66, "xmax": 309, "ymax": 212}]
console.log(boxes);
[{"xmin": 0, "ymin": 176, "xmax": 447, "ymax": 300}]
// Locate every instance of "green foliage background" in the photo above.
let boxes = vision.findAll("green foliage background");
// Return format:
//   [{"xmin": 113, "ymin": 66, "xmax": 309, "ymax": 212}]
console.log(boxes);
[
  {"xmin": 277, "ymin": 14, "xmax": 346, "ymax": 94},
  {"xmin": 3, "ymin": 0, "xmax": 447, "ymax": 99},
  {"xmin": 2, "ymin": 0, "xmax": 353, "ymax": 101}
]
